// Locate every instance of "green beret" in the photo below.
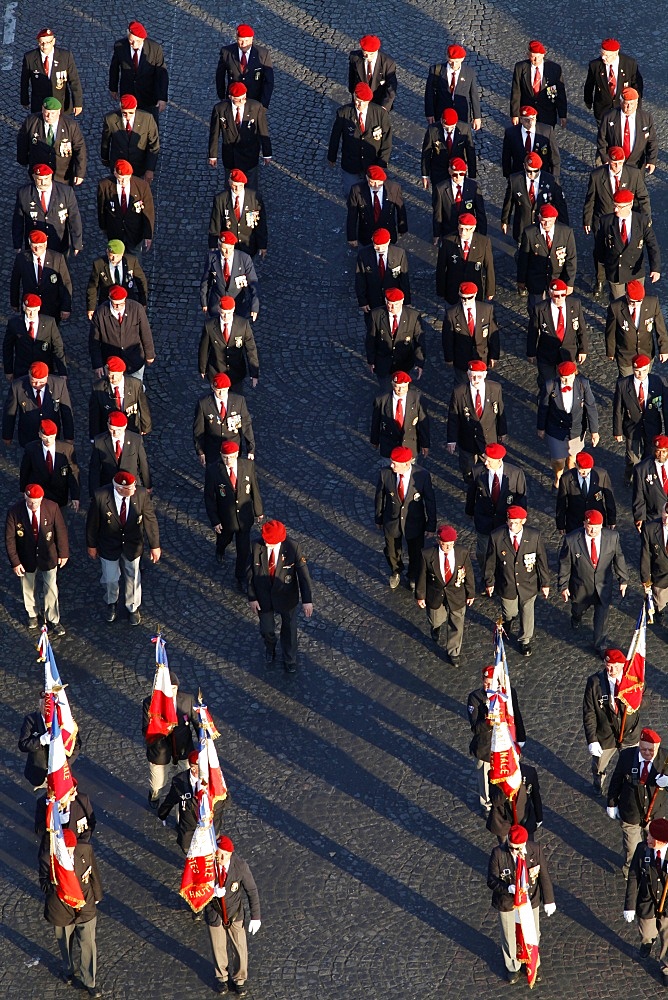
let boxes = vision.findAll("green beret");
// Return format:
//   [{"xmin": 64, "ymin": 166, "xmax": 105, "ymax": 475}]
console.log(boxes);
[
  {"xmin": 42, "ymin": 97, "xmax": 62, "ymax": 110},
  {"xmin": 107, "ymin": 240, "xmax": 125, "ymax": 255}
]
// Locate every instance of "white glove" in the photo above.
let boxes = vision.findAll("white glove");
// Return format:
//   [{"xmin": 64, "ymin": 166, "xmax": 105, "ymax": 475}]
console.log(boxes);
[
  {"xmin": 544, "ymin": 902, "xmax": 556, "ymax": 917},
  {"xmin": 39, "ymin": 732, "xmax": 51, "ymax": 746},
  {"xmin": 214, "ymin": 886, "xmax": 226, "ymax": 897},
  {"xmin": 518, "ymin": 742, "xmax": 525, "ymax": 748},
  {"xmin": 607, "ymin": 806, "xmax": 620, "ymax": 820},
  {"xmin": 248, "ymin": 919, "xmax": 261, "ymax": 935},
  {"xmin": 655, "ymin": 775, "xmax": 668, "ymax": 788},
  {"xmin": 588, "ymin": 741, "xmax": 603, "ymax": 757},
  {"xmin": 508, "ymin": 884, "xmax": 516, "ymax": 894},
  {"xmin": 161, "ymin": 820, "xmax": 166, "ymax": 827},
  {"xmin": 536, "ymin": 821, "xmax": 543, "ymax": 828},
  {"xmin": 623, "ymin": 910, "xmax": 635, "ymax": 923}
]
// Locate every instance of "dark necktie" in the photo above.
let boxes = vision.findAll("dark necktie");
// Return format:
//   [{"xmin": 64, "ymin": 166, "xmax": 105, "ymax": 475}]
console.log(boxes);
[
  {"xmin": 524, "ymin": 130, "xmax": 532, "ymax": 154},
  {"xmin": 240, "ymin": 53, "xmax": 247, "ymax": 73},
  {"xmin": 46, "ymin": 451, "xmax": 53, "ymax": 474},
  {"xmin": 46, "ymin": 125, "xmax": 54, "ymax": 146},
  {"xmin": 446, "ymin": 132, "xmax": 453, "ymax": 154},
  {"xmin": 235, "ymin": 110, "xmax": 242, "ymax": 128},
  {"xmin": 126, "ymin": 119, "xmax": 132, "ymax": 133},
  {"xmin": 40, "ymin": 191, "xmax": 47, "ymax": 213},
  {"xmin": 378, "ymin": 254, "xmax": 385, "ymax": 280},
  {"xmin": 120, "ymin": 497, "xmax": 127, "ymax": 525},
  {"xmin": 608, "ymin": 65, "xmax": 616, "ymax": 96},
  {"xmin": 513, "ymin": 535, "xmax": 519, "ymax": 553},
  {"xmin": 444, "ymin": 557, "xmax": 453, "ymax": 584},
  {"xmin": 533, "ymin": 68, "xmax": 541, "ymax": 94},
  {"xmin": 358, "ymin": 114, "xmax": 365, "ymax": 133},
  {"xmin": 623, "ymin": 117, "xmax": 631, "ymax": 159},
  {"xmin": 613, "ymin": 174, "xmax": 619, "ymax": 194},
  {"xmin": 529, "ymin": 181, "xmax": 535, "ymax": 206},
  {"xmin": 657, "ymin": 852, "xmax": 663, "ymax": 875},
  {"xmin": 35, "ymin": 390, "xmax": 42, "ymax": 409},
  {"xmin": 229, "ymin": 467, "xmax": 237, "ymax": 491},
  {"xmin": 121, "ymin": 188, "xmax": 128, "ymax": 214},
  {"xmin": 373, "ymin": 193, "xmax": 381, "ymax": 223},
  {"xmin": 590, "ymin": 538, "xmax": 598, "ymax": 566},
  {"xmin": 475, "ymin": 390, "xmax": 483, "ymax": 419},
  {"xmin": 219, "ymin": 400, "xmax": 227, "ymax": 421},
  {"xmin": 32, "ymin": 511, "xmax": 39, "ymax": 541},
  {"xmin": 115, "ymin": 440, "xmax": 122, "ymax": 461},
  {"xmin": 391, "ymin": 315, "xmax": 398, "ymax": 337},
  {"xmin": 638, "ymin": 382, "xmax": 645, "ymax": 408},
  {"xmin": 29, "ymin": 322, "xmax": 36, "ymax": 340},
  {"xmin": 640, "ymin": 760, "xmax": 649, "ymax": 785},
  {"xmin": 545, "ymin": 230, "xmax": 552, "ymax": 250},
  {"xmin": 662, "ymin": 466, "xmax": 668, "ymax": 495},
  {"xmin": 268, "ymin": 549, "xmax": 276, "ymax": 577},
  {"xmin": 467, "ymin": 309, "xmax": 475, "ymax": 336},
  {"xmin": 37, "ymin": 258, "xmax": 43, "ymax": 282},
  {"xmin": 462, "ymin": 240, "xmax": 470, "ymax": 260},
  {"xmin": 581, "ymin": 477, "xmax": 588, "ymax": 497},
  {"xmin": 395, "ymin": 398, "xmax": 404, "ymax": 428},
  {"xmin": 114, "ymin": 386, "xmax": 122, "ymax": 410},
  {"xmin": 613, "ymin": 679, "xmax": 620, "ymax": 714},
  {"xmin": 621, "ymin": 219, "xmax": 628, "ymax": 245},
  {"xmin": 455, "ymin": 185, "xmax": 462, "ymax": 204},
  {"xmin": 449, "ymin": 73, "xmax": 456, "ymax": 96},
  {"xmin": 397, "ymin": 475, "xmax": 405, "ymax": 502},
  {"xmin": 366, "ymin": 62, "xmax": 373, "ymax": 85},
  {"xmin": 555, "ymin": 308, "xmax": 565, "ymax": 342},
  {"xmin": 234, "ymin": 197, "xmax": 241, "ymax": 221},
  {"xmin": 133, "ymin": 50, "xmax": 139, "ymax": 71},
  {"xmin": 491, "ymin": 473, "xmax": 500, "ymax": 504}
]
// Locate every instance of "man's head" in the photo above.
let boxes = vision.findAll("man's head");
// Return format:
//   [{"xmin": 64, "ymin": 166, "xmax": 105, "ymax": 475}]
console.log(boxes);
[
  {"xmin": 114, "ymin": 159, "xmax": 133, "ymax": 184},
  {"xmin": 441, "ymin": 108, "xmax": 458, "ymax": 131},
  {"xmin": 604, "ymin": 648, "xmax": 626, "ymax": 682},
  {"xmin": 220, "ymin": 439, "xmax": 239, "ymax": 467},
  {"xmin": 120, "ymin": 93, "xmax": 137, "ymax": 126},
  {"xmin": 390, "ymin": 446, "xmax": 413, "ymax": 476},
  {"xmin": 607, "ymin": 146, "xmax": 625, "ymax": 175},
  {"xmin": 391, "ymin": 371, "xmax": 411, "ymax": 398},
  {"xmin": 528, "ymin": 40, "xmax": 546, "ymax": 66},
  {"xmin": 353, "ymin": 82, "xmax": 373, "ymax": 113},
  {"xmin": 229, "ymin": 81, "xmax": 247, "ymax": 112},
  {"xmin": 600, "ymin": 38, "xmax": 620, "ymax": 64},
  {"xmin": 620, "ymin": 87, "xmax": 639, "ymax": 116},
  {"xmin": 655, "ymin": 436, "xmax": 668, "ymax": 464},
  {"xmin": 372, "ymin": 228, "xmax": 391, "ymax": 253},
  {"xmin": 228, "ymin": 168, "xmax": 247, "ymax": 198},
  {"xmin": 613, "ymin": 188, "xmax": 634, "ymax": 219},
  {"xmin": 36, "ymin": 28, "xmax": 56, "ymax": 55},
  {"xmin": 507, "ymin": 505, "xmax": 527, "ymax": 535},
  {"xmin": 524, "ymin": 151, "xmax": 542, "ymax": 177},
  {"xmin": 446, "ymin": 43, "xmax": 466, "ymax": 72},
  {"xmin": 458, "ymin": 214, "xmax": 477, "ymax": 243},
  {"xmin": 507, "ymin": 823, "xmax": 528, "ymax": 853},
  {"xmin": 649, "ymin": 818, "xmax": 668, "ymax": 851},
  {"xmin": 24, "ymin": 483, "xmax": 44, "ymax": 512},
  {"xmin": 188, "ymin": 750, "xmax": 199, "ymax": 776},
  {"xmin": 39, "ymin": 419, "xmax": 58, "ymax": 450},
  {"xmin": 105, "ymin": 355, "xmax": 126, "ymax": 386},
  {"xmin": 113, "ymin": 470, "xmax": 136, "ymax": 498},
  {"xmin": 584, "ymin": 508, "xmax": 604, "ymax": 538},
  {"xmin": 108, "ymin": 411, "xmax": 128, "ymax": 441},
  {"xmin": 360, "ymin": 35, "xmax": 381, "ymax": 60},
  {"xmin": 483, "ymin": 443, "xmax": 506, "ymax": 472},
  {"xmin": 575, "ymin": 451, "xmax": 594, "ymax": 480},
  {"xmin": 367, "ymin": 165, "xmax": 386, "ymax": 193},
  {"xmin": 548, "ymin": 278, "xmax": 568, "ymax": 305},
  {"xmin": 23, "ymin": 292, "xmax": 42, "ymax": 323},
  {"xmin": 29, "ymin": 361, "xmax": 49, "ymax": 391},
  {"xmin": 459, "ymin": 281, "xmax": 477, "ymax": 310},
  {"xmin": 468, "ymin": 359, "xmax": 487, "ymax": 388},
  {"xmin": 631, "ymin": 353, "xmax": 650, "ymax": 383},
  {"xmin": 557, "ymin": 359, "xmax": 577, "ymax": 388},
  {"xmin": 436, "ymin": 524, "xmax": 457, "ymax": 554},
  {"xmin": 519, "ymin": 106, "xmax": 537, "ymax": 130},
  {"xmin": 31, "ymin": 163, "xmax": 53, "ymax": 192},
  {"xmin": 108, "ymin": 285, "xmax": 128, "ymax": 314},
  {"xmin": 219, "ymin": 296, "xmax": 235, "ymax": 324},
  {"xmin": 236, "ymin": 24, "xmax": 254, "ymax": 51},
  {"xmin": 384, "ymin": 288, "xmax": 404, "ymax": 316},
  {"xmin": 449, "ymin": 157, "xmax": 467, "ymax": 183},
  {"xmin": 218, "ymin": 231, "xmax": 237, "ymax": 261},
  {"xmin": 539, "ymin": 203, "xmax": 558, "ymax": 232},
  {"xmin": 127, "ymin": 21, "xmax": 147, "ymax": 49},
  {"xmin": 41, "ymin": 97, "xmax": 61, "ymax": 126},
  {"xmin": 216, "ymin": 834, "xmax": 235, "ymax": 865},
  {"xmin": 106, "ymin": 240, "xmax": 126, "ymax": 267},
  {"xmin": 627, "ymin": 281, "xmax": 645, "ymax": 310},
  {"xmin": 211, "ymin": 372, "xmax": 231, "ymax": 399},
  {"xmin": 640, "ymin": 728, "xmax": 661, "ymax": 763},
  {"xmin": 482, "ymin": 665, "xmax": 495, "ymax": 692}
]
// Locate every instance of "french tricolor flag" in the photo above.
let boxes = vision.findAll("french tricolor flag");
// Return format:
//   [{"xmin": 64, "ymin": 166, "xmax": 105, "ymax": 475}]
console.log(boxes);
[
  {"xmin": 145, "ymin": 634, "xmax": 178, "ymax": 742},
  {"xmin": 40, "ymin": 629, "xmax": 78, "ymax": 757},
  {"xmin": 46, "ymin": 800, "xmax": 85, "ymax": 909},
  {"xmin": 47, "ymin": 709, "xmax": 75, "ymax": 804}
]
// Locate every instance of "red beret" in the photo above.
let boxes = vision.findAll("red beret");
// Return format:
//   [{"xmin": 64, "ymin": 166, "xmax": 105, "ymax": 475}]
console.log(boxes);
[
  {"xmin": 367, "ymin": 165, "xmax": 387, "ymax": 181},
  {"xmin": 188, "ymin": 750, "xmax": 199, "ymax": 764},
  {"xmin": 508, "ymin": 824, "xmax": 528, "ymax": 846},
  {"xmin": 360, "ymin": 34, "xmax": 381, "ymax": 52},
  {"xmin": 585, "ymin": 509, "xmax": 604, "ymax": 525},
  {"xmin": 36, "ymin": 28, "xmax": 55, "ymax": 39},
  {"xmin": 108, "ymin": 411, "xmax": 128, "ymax": 428},
  {"xmin": 448, "ymin": 44, "xmax": 466, "ymax": 59},
  {"xmin": 108, "ymin": 285, "xmax": 128, "ymax": 302},
  {"xmin": 221, "ymin": 440, "xmax": 240, "ymax": 454},
  {"xmin": 442, "ymin": 108, "xmax": 458, "ymax": 126},
  {"xmin": 437, "ymin": 525, "xmax": 457, "ymax": 542},
  {"xmin": 485, "ymin": 443, "xmax": 506, "ymax": 460},
  {"xmin": 627, "ymin": 280, "xmax": 646, "ymax": 302},
  {"xmin": 468, "ymin": 360, "xmax": 487, "ymax": 372},
  {"xmin": 30, "ymin": 362, "xmax": 49, "ymax": 379},
  {"xmin": 528, "ymin": 40, "xmax": 546, "ymax": 54},
  {"xmin": 601, "ymin": 38, "xmax": 620, "ymax": 51},
  {"xmin": 114, "ymin": 472, "xmax": 135, "ymax": 486},
  {"xmin": 575, "ymin": 451, "xmax": 595, "ymax": 469},
  {"xmin": 262, "ymin": 520, "xmax": 287, "ymax": 544},
  {"xmin": 62, "ymin": 829, "xmax": 78, "ymax": 847},
  {"xmin": 390, "ymin": 446, "xmax": 414, "ymax": 464},
  {"xmin": 614, "ymin": 189, "xmax": 634, "ymax": 205},
  {"xmin": 384, "ymin": 288, "xmax": 404, "ymax": 303},
  {"xmin": 219, "ymin": 296, "xmax": 236, "ymax": 311},
  {"xmin": 641, "ymin": 728, "xmax": 662, "ymax": 745},
  {"xmin": 650, "ymin": 819, "xmax": 668, "ymax": 843},
  {"xmin": 120, "ymin": 94, "xmax": 138, "ymax": 110},
  {"xmin": 605, "ymin": 648, "xmax": 626, "ymax": 664},
  {"xmin": 236, "ymin": 24, "xmax": 254, "ymax": 38},
  {"xmin": 228, "ymin": 82, "xmax": 247, "ymax": 98},
  {"xmin": 459, "ymin": 281, "xmax": 478, "ymax": 296},
  {"xmin": 458, "ymin": 213, "xmax": 477, "ymax": 226},
  {"xmin": 31, "ymin": 163, "xmax": 53, "ymax": 177},
  {"xmin": 229, "ymin": 169, "xmax": 247, "ymax": 184},
  {"xmin": 25, "ymin": 484, "xmax": 45, "ymax": 499},
  {"xmin": 106, "ymin": 356, "xmax": 127, "ymax": 372},
  {"xmin": 114, "ymin": 159, "xmax": 133, "ymax": 176},
  {"xmin": 655, "ymin": 436, "xmax": 668, "ymax": 450},
  {"xmin": 40, "ymin": 419, "xmax": 58, "ymax": 436},
  {"xmin": 632, "ymin": 354, "xmax": 651, "ymax": 368},
  {"xmin": 607, "ymin": 146, "xmax": 625, "ymax": 161},
  {"xmin": 557, "ymin": 360, "xmax": 577, "ymax": 377},
  {"xmin": 392, "ymin": 371, "xmax": 412, "ymax": 385},
  {"xmin": 128, "ymin": 21, "xmax": 147, "ymax": 39},
  {"xmin": 219, "ymin": 231, "xmax": 238, "ymax": 245},
  {"xmin": 372, "ymin": 228, "xmax": 391, "ymax": 245},
  {"xmin": 507, "ymin": 505, "xmax": 527, "ymax": 520},
  {"xmin": 354, "ymin": 82, "xmax": 374, "ymax": 102},
  {"xmin": 212, "ymin": 373, "xmax": 231, "ymax": 389},
  {"xmin": 482, "ymin": 665, "xmax": 495, "ymax": 679},
  {"xmin": 28, "ymin": 229, "xmax": 48, "ymax": 244},
  {"xmin": 622, "ymin": 87, "xmax": 639, "ymax": 101},
  {"xmin": 449, "ymin": 157, "xmax": 467, "ymax": 172},
  {"xmin": 525, "ymin": 152, "xmax": 543, "ymax": 169},
  {"xmin": 539, "ymin": 204, "xmax": 559, "ymax": 218},
  {"xmin": 217, "ymin": 835, "xmax": 235, "ymax": 851},
  {"xmin": 23, "ymin": 293, "xmax": 42, "ymax": 308},
  {"xmin": 549, "ymin": 279, "xmax": 568, "ymax": 293},
  {"xmin": 520, "ymin": 105, "xmax": 537, "ymax": 117}
]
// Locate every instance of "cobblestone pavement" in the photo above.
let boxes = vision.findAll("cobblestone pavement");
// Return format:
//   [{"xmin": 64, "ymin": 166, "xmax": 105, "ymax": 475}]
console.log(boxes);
[{"xmin": 0, "ymin": 1, "xmax": 667, "ymax": 998}]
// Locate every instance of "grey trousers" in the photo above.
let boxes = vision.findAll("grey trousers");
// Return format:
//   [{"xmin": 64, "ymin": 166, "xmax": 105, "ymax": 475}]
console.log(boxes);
[
  {"xmin": 498, "ymin": 906, "xmax": 540, "ymax": 972},
  {"xmin": 475, "ymin": 758, "xmax": 491, "ymax": 809},
  {"xmin": 21, "ymin": 567, "xmax": 59, "ymax": 622},
  {"xmin": 591, "ymin": 746, "xmax": 618, "ymax": 779},
  {"xmin": 148, "ymin": 758, "xmax": 189, "ymax": 800},
  {"xmin": 501, "ymin": 594, "xmax": 536, "ymax": 644},
  {"xmin": 609, "ymin": 277, "xmax": 644, "ymax": 302},
  {"xmin": 639, "ymin": 915, "xmax": 668, "ymax": 970},
  {"xmin": 652, "ymin": 585, "xmax": 668, "ymax": 613},
  {"xmin": 621, "ymin": 821, "xmax": 644, "ymax": 877},
  {"xmin": 427, "ymin": 602, "xmax": 466, "ymax": 657},
  {"xmin": 208, "ymin": 919, "xmax": 248, "ymax": 984},
  {"xmin": 99, "ymin": 555, "xmax": 141, "ymax": 611},
  {"xmin": 54, "ymin": 917, "xmax": 97, "ymax": 988}
]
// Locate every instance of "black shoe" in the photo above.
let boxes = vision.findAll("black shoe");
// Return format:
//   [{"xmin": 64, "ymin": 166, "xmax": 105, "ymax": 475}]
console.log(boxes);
[
  {"xmin": 571, "ymin": 615, "xmax": 582, "ymax": 630},
  {"xmin": 284, "ymin": 660, "xmax": 297, "ymax": 674},
  {"xmin": 264, "ymin": 646, "xmax": 276, "ymax": 667},
  {"xmin": 106, "ymin": 603, "xmax": 117, "ymax": 623},
  {"xmin": 191, "ymin": 911, "xmax": 203, "ymax": 922},
  {"xmin": 520, "ymin": 643, "xmax": 532, "ymax": 657},
  {"xmin": 61, "ymin": 972, "xmax": 75, "ymax": 986},
  {"xmin": 407, "ymin": 578, "xmax": 416, "ymax": 592},
  {"xmin": 27, "ymin": 615, "xmax": 39, "ymax": 630},
  {"xmin": 430, "ymin": 626, "xmax": 441, "ymax": 643},
  {"xmin": 592, "ymin": 772, "xmax": 605, "ymax": 795},
  {"xmin": 49, "ymin": 621, "xmax": 66, "ymax": 637},
  {"xmin": 447, "ymin": 654, "xmax": 461, "ymax": 668},
  {"xmin": 639, "ymin": 942, "xmax": 652, "ymax": 958},
  {"xmin": 216, "ymin": 984, "xmax": 229, "ymax": 995},
  {"xmin": 128, "ymin": 609, "xmax": 141, "ymax": 626},
  {"xmin": 503, "ymin": 617, "xmax": 517, "ymax": 633},
  {"xmin": 148, "ymin": 793, "xmax": 160, "ymax": 810},
  {"xmin": 506, "ymin": 970, "xmax": 521, "ymax": 984},
  {"xmin": 593, "ymin": 281, "xmax": 604, "ymax": 297},
  {"xmin": 230, "ymin": 984, "xmax": 248, "ymax": 997},
  {"xmin": 88, "ymin": 990, "xmax": 103, "ymax": 999},
  {"xmin": 215, "ymin": 552, "xmax": 224, "ymax": 565}
]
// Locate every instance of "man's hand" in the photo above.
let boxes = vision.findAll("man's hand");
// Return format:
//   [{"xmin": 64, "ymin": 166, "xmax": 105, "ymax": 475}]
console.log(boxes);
[
  {"xmin": 661, "ymin": 354, "xmax": 668, "ymax": 364},
  {"xmin": 623, "ymin": 910, "xmax": 636, "ymax": 922},
  {"xmin": 590, "ymin": 433, "xmax": 600, "ymax": 447},
  {"xmin": 251, "ymin": 311, "xmax": 258, "ymax": 321},
  {"xmin": 150, "ymin": 548, "xmax": 161, "ymax": 563},
  {"xmin": 577, "ymin": 354, "xmax": 587, "ymax": 363},
  {"xmin": 650, "ymin": 271, "xmax": 661, "ymax": 283},
  {"xmin": 248, "ymin": 919, "xmax": 261, "ymax": 935},
  {"xmin": 420, "ymin": 448, "xmax": 429, "ymax": 457},
  {"xmin": 426, "ymin": 116, "xmax": 435, "ymax": 125},
  {"xmin": 446, "ymin": 443, "xmax": 457, "ymax": 455},
  {"xmin": 73, "ymin": 177, "xmax": 83, "ymax": 186},
  {"xmin": 144, "ymin": 240, "xmax": 152, "ymax": 252},
  {"xmin": 472, "ymin": 118, "xmax": 481, "ymax": 131},
  {"xmin": 249, "ymin": 600, "xmax": 261, "ymax": 613},
  {"xmin": 348, "ymin": 240, "xmax": 358, "ymax": 248},
  {"xmin": 544, "ymin": 902, "xmax": 556, "ymax": 916},
  {"xmin": 157, "ymin": 101, "xmax": 167, "ymax": 113},
  {"xmin": 620, "ymin": 583, "xmax": 627, "ymax": 597},
  {"xmin": 415, "ymin": 367, "xmax": 423, "ymax": 380},
  {"xmin": 110, "ymin": 91, "xmax": 119, "ymax": 102},
  {"xmin": 73, "ymin": 106, "xmax": 82, "ymax": 116},
  {"xmin": 537, "ymin": 429, "xmax": 545, "ymax": 440},
  {"xmin": 13, "ymin": 563, "xmax": 25, "ymax": 577},
  {"xmin": 421, "ymin": 176, "xmax": 430, "ymax": 190},
  {"xmin": 511, "ymin": 117, "xmax": 519, "ymax": 126},
  {"xmin": 636, "ymin": 521, "xmax": 643, "ymax": 533},
  {"xmin": 87, "ymin": 547, "xmax": 98, "ymax": 559},
  {"xmin": 486, "ymin": 586, "xmax": 494, "ymax": 597},
  {"xmin": 39, "ymin": 731, "xmax": 51, "ymax": 745},
  {"xmin": 327, "ymin": 159, "xmax": 335, "ymax": 168},
  {"xmin": 214, "ymin": 524, "xmax": 223, "ymax": 534},
  {"xmin": 60, "ymin": 311, "xmax": 71, "ymax": 321},
  {"xmin": 527, "ymin": 356, "xmax": 537, "ymax": 366},
  {"xmin": 70, "ymin": 500, "xmax": 80, "ymax": 512},
  {"xmin": 302, "ymin": 602, "xmax": 314, "ymax": 618},
  {"xmin": 517, "ymin": 283, "xmax": 526, "ymax": 294},
  {"xmin": 541, "ymin": 586, "xmax": 549, "ymax": 598},
  {"xmin": 560, "ymin": 118, "xmax": 567, "ymax": 129},
  {"xmin": 251, "ymin": 378, "xmax": 258, "ymax": 388},
  {"xmin": 466, "ymin": 597, "xmax": 474, "ymax": 607},
  {"xmin": 501, "ymin": 223, "xmax": 508, "ymax": 235},
  {"xmin": 647, "ymin": 164, "xmax": 656, "ymax": 175},
  {"xmin": 94, "ymin": 367, "xmax": 104, "ymax": 379},
  {"xmin": 417, "ymin": 598, "xmax": 426, "ymax": 608},
  {"xmin": 614, "ymin": 435, "xmax": 623, "ymax": 443},
  {"xmin": 86, "ymin": 310, "xmax": 94, "ymax": 320},
  {"xmin": 57, "ymin": 557, "xmax": 68, "ymax": 568},
  {"xmin": 561, "ymin": 588, "xmax": 570, "ymax": 602},
  {"xmin": 607, "ymin": 806, "xmax": 619, "ymax": 820},
  {"xmin": 583, "ymin": 225, "xmax": 591, "ymax": 235},
  {"xmin": 209, "ymin": 158, "xmax": 218, "ymax": 167}
]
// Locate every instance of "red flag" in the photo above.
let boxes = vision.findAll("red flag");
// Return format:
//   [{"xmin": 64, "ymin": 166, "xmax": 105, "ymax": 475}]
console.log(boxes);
[
  {"xmin": 46, "ymin": 800, "xmax": 85, "ymax": 910},
  {"xmin": 488, "ymin": 624, "xmax": 521, "ymax": 797},
  {"xmin": 179, "ymin": 792, "xmax": 218, "ymax": 912},
  {"xmin": 198, "ymin": 734, "xmax": 227, "ymax": 808},
  {"xmin": 47, "ymin": 711, "xmax": 75, "ymax": 804},
  {"xmin": 145, "ymin": 635, "xmax": 178, "ymax": 742},
  {"xmin": 617, "ymin": 603, "xmax": 647, "ymax": 714},
  {"xmin": 514, "ymin": 852, "xmax": 539, "ymax": 988}
]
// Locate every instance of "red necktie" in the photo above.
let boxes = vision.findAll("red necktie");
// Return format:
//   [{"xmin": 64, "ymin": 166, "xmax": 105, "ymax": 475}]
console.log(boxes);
[
  {"xmin": 475, "ymin": 390, "xmax": 483, "ymax": 419},
  {"xmin": 37, "ymin": 258, "xmax": 43, "ymax": 282},
  {"xmin": 640, "ymin": 760, "xmax": 649, "ymax": 785},
  {"xmin": 590, "ymin": 538, "xmax": 598, "ymax": 566},
  {"xmin": 397, "ymin": 475, "xmax": 405, "ymax": 502},
  {"xmin": 120, "ymin": 498, "xmax": 127, "ymax": 525},
  {"xmin": 234, "ymin": 197, "xmax": 241, "ymax": 221},
  {"xmin": 46, "ymin": 451, "xmax": 53, "ymax": 474},
  {"xmin": 126, "ymin": 119, "xmax": 132, "ymax": 133},
  {"xmin": 44, "ymin": 56, "xmax": 50, "ymax": 76},
  {"xmin": 223, "ymin": 323, "xmax": 230, "ymax": 343},
  {"xmin": 133, "ymin": 50, "xmax": 139, "ymax": 71},
  {"xmin": 223, "ymin": 259, "xmax": 231, "ymax": 285},
  {"xmin": 115, "ymin": 440, "xmax": 122, "ymax": 461},
  {"xmin": 35, "ymin": 390, "xmax": 42, "ymax": 409},
  {"xmin": 446, "ymin": 132, "xmax": 453, "ymax": 154},
  {"xmin": 29, "ymin": 322, "xmax": 36, "ymax": 340},
  {"xmin": 513, "ymin": 535, "xmax": 519, "ymax": 553},
  {"xmin": 391, "ymin": 315, "xmax": 398, "ymax": 337},
  {"xmin": 609, "ymin": 65, "xmax": 616, "ymax": 96},
  {"xmin": 114, "ymin": 386, "xmax": 122, "ymax": 410},
  {"xmin": 467, "ymin": 309, "xmax": 475, "ymax": 336},
  {"xmin": 462, "ymin": 241, "xmax": 470, "ymax": 260},
  {"xmin": 621, "ymin": 219, "xmax": 628, "ymax": 245},
  {"xmin": 235, "ymin": 110, "xmax": 242, "ymax": 128},
  {"xmin": 455, "ymin": 185, "xmax": 462, "ymax": 204},
  {"xmin": 366, "ymin": 62, "xmax": 373, "ymax": 85},
  {"xmin": 378, "ymin": 255, "xmax": 385, "ymax": 280},
  {"xmin": 613, "ymin": 175, "xmax": 619, "ymax": 194},
  {"xmin": 545, "ymin": 230, "xmax": 552, "ymax": 250},
  {"xmin": 444, "ymin": 557, "xmax": 453, "ymax": 584},
  {"xmin": 219, "ymin": 400, "xmax": 227, "ymax": 421},
  {"xmin": 533, "ymin": 68, "xmax": 541, "ymax": 94},
  {"xmin": 662, "ymin": 466, "xmax": 668, "ymax": 495},
  {"xmin": 638, "ymin": 382, "xmax": 645, "ymax": 408},
  {"xmin": 623, "ymin": 117, "xmax": 631, "ymax": 160},
  {"xmin": 555, "ymin": 308, "xmax": 565, "ymax": 342},
  {"xmin": 229, "ymin": 467, "xmax": 237, "ymax": 491},
  {"xmin": 529, "ymin": 181, "xmax": 535, "ymax": 206},
  {"xmin": 32, "ymin": 511, "xmax": 39, "ymax": 541},
  {"xmin": 525, "ymin": 131, "xmax": 532, "ymax": 154},
  {"xmin": 449, "ymin": 72, "xmax": 456, "ymax": 96},
  {"xmin": 268, "ymin": 549, "xmax": 276, "ymax": 577},
  {"xmin": 562, "ymin": 385, "xmax": 572, "ymax": 393},
  {"xmin": 395, "ymin": 398, "xmax": 404, "ymax": 427},
  {"xmin": 358, "ymin": 114, "xmax": 365, "ymax": 133},
  {"xmin": 121, "ymin": 189, "xmax": 128, "ymax": 214},
  {"xmin": 240, "ymin": 53, "xmax": 248, "ymax": 73},
  {"xmin": 491, "ymin": 473, "xmax": 500, "ymax": 504},
  {"xmin": 40, "ymin": 192, "xmax": 47, "ymax": 213},
  {"xmin": 373, "ymin": 193, "xmax": 381, "ymax": 223}
]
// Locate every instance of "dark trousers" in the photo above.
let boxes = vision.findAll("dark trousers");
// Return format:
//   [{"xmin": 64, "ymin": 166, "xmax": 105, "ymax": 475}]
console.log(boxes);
[
  {"xmin": 572, "ymin": 591, "xmax": 609, "ymax": 651},
  {"xmin": 624, "ymin": 429, "xmax": 652, "ymax": 479},
  {"xmin": 384, "ymin": 531, "xmax": 424, "ymax": 582},
  {"xmin": 216, "ymin": 527, "xmax": 251, "ymax": 580},
  {"xmin": 259, "ymin": 607, "xmax": 298, "ymax": 665}
]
